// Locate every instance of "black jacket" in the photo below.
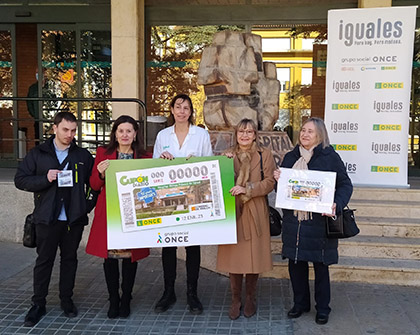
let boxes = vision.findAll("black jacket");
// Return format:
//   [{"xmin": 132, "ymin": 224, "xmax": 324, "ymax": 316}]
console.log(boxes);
[
  {"xmin": 280, "ymin": 144, "xmax": 353, "ymax": 265},
  {"xmin": 15, "ymin": 136, "xmax": 94, "ymax": 226}
]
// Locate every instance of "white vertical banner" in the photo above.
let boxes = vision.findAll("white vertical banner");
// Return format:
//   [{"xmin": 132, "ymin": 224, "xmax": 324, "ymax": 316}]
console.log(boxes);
[{"xmin": 324, "ymin": 6, "xmax": 417, "ymax": 188}]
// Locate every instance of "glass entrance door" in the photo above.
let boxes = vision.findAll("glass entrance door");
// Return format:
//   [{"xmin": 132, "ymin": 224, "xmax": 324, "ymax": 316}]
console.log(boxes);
[
  {"xmin": 0, "ymin": 25, "xmax": 15, "ymax": 162},
  {"xmin": 38, "ymin": 24, "xmax": 111, "ymax": 153}
]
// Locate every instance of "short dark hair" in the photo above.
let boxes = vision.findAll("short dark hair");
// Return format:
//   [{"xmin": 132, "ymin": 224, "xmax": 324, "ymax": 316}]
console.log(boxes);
[
  {"xmin": 170, "ymin": 94, "xmax": 194, "ymax": 124},
  {"xmin": 53, "ymin": 111, "xmax": 77, "ymax": 125}
]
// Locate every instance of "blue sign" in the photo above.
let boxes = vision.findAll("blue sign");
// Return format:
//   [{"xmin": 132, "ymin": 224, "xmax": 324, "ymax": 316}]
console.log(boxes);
[{"xmin": 137, "ymin": 187, "xmax": 157, "ymax": 204}]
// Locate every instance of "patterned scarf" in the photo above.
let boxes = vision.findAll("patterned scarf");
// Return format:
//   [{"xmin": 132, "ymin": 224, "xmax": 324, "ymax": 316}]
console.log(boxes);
[
  {"xmin": 235, "ymin": 141, "xmax": 258, "ymax": 204},
  {"xmin": 292, "ymin": 145, "xmax": 314, "ymax": 222}
]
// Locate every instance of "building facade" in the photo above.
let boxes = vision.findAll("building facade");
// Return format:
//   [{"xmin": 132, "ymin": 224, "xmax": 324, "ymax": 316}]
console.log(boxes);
[{"xmin": 0, "ymin": 0, "xmax": 419, "ymax": 170}]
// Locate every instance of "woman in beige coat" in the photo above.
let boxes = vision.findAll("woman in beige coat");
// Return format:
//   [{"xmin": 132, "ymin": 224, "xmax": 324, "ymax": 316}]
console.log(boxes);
[{"xmin": 217, "ymin": 118, "xmax": 275, "ymax": 320}]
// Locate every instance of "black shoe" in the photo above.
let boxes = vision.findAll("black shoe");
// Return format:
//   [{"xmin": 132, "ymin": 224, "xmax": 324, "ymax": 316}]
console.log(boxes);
[
  {"xmin": 154, "ymin": 289, "xmax": 176, "ymax": 313},
  {"xmin": 60, "ymin": 300, "xmax": 78, "ymax": 318},
  {"xmin": 24, "ymin": 304, "xmax": 46, "ymax": 327},
  {"xmin": 315, "ymin": 313, "xmax": 329, "ymax": 325},
  {"xmin": 287, "ymin": 306, "xmax": 310, "ymax": 319},
  {"xmin": 107, "ymin": 297, "xmax": 120, "ymax": 319},
  {"xmin": 187, "ymin": 292, "xmax": 203, "ymax": 315},
  {"xmin": 119, "ymin": 294, "xmax": 131, "ymax": 318}
]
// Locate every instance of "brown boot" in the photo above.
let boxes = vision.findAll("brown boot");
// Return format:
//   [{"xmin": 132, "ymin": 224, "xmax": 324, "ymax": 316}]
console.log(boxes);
[
  {"xmin": 228, "ymin": 273, "xmax": 243, "ymax": 320},
  {"xmin": 244, "ymin": 274, "xmax": 258, "ymax": 318}
]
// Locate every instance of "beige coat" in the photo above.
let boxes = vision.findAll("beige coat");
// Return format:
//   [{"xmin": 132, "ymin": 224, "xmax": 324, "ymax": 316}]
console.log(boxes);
[{"xmin": 217, "ymin": 147, "xmax": 275, "ymax": 274}]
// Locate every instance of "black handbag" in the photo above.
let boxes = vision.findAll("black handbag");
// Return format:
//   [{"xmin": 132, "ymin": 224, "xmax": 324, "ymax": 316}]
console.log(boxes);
[
  {"xmin": 269, "ymin": 206, "xmax": 282, "ymax": 236},
  {"xmin": 258, "ymin": 152, "xmax": 282, "ymax": 236},
  {"xmin": 326, "ymin": 206, "xmax": 359, "ymax": 239},
  {"xmin": 23, "ymin": 213, "xmax": 36, "ymax": 248}
]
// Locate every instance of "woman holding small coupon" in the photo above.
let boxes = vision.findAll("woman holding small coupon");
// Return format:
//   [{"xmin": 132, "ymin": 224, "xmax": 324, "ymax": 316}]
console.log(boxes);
[
  {"xmin": 86, "ymin": 115, "xmax": 150, "ymax": 318},
  {"xmin": 273, "ymin": 117, "xmax": 352, "ymax": 325},
  {"xmin": 217, "ymin": 118, "xmax": 275, "ymax": 320},
  {"xmin": 153, "ymin": 94, "xmax": 213, "ymax": 315}
]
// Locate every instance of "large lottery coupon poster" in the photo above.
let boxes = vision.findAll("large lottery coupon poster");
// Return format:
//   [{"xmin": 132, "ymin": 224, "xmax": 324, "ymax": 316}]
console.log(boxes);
[
  {"xmin": 105, "ymin": 156, "xmax": 236, "ymax": 249},
  {"xmin": 275, "ymin": 168, "xmax": 336, "ymax": 214},
  {"xmin": 324, "ymin": 6, "xmax": 417, "ymax": 187}
]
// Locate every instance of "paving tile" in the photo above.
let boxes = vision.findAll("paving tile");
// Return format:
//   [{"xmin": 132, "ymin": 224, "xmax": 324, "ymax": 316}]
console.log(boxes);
[{"xmin": 2, "ymin": 241, "xmax": 420, "ymax": 334}]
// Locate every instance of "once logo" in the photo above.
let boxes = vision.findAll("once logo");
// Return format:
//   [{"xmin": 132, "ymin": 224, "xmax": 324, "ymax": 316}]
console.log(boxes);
[
  {"xmin": 375, "ymin": 82, "xmax": 403, "ymax": 89},
  {"xmin": 373, "ymin": 100, "xmax": 403, "ymax": 113},
  {"xmin": 371, "ymin": 142, "xmax": 401, "ymax": 154},
  {"xmin": 137, "ymin": 217, "xmax": 162, "ymax": 227},
  {"xmin": 372, "ymin": 124, "xmax": 401, "ymax": 131},
  {"xmin": 338, "ymin": 18, "xmax": 403, "ymax": 47},
  {"xmin": 381, "ymin": 66, "xmax": 396, "ymax": 70},
  {"xmin": 164, "ymin": 235, "xmax": 189, "ymax": 244},
  {"xmin": 372, "ymin": 55, "xmax": 397, "ymax": 63},
  {"xmin": 332, "ymin": 104, "xmax": 359, "ymax": 110},
  {"xmin": 371, "ymin": 166, "xmax": 399, "ymax": 173},
  {"xmin": 332, "ymin": 144, "xmax": 357, "ymax": 151}
]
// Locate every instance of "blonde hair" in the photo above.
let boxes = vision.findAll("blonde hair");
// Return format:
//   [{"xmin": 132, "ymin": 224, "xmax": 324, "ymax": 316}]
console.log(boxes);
[
  {"xmin": 232, "ymin": 118, "xmax": 261, "ymax": 151},
  {"xmin": 298, "ymin": 117, "xmax": 330, "ymax": 149}
]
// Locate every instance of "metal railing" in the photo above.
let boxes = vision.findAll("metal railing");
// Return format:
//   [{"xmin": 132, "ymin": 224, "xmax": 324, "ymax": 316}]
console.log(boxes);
[{"xmin": 0, "ymin": 96, "xmax": 147, "ymax": 162}]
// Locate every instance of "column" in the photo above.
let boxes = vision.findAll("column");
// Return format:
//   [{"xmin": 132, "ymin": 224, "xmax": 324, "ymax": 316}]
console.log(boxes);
[
  {"xmin": 358, "ymin": 0, "xmax": 392, "ymax": 8},
  {"xmin": 111, "ymin": 0, "xmax": 145, "ymax": 120}
]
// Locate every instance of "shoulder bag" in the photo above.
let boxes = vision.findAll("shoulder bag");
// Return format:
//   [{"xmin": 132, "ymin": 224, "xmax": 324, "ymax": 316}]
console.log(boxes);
[
  {"xmin": 23, "ymin": 213, "xmax": 36, "ymax": 248},
  {"xmin": 258, "ymin": 152, "xmax": 282, "ymax": 236},
  {"xmin": 326, "ymin": 206, "xmax": 359, "ymax": 239}
]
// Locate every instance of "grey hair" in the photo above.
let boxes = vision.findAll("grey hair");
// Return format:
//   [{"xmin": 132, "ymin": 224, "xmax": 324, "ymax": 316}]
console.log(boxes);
[{"xmin": 298, "ymin": 117, "xmax": 330, "ymax": 149}]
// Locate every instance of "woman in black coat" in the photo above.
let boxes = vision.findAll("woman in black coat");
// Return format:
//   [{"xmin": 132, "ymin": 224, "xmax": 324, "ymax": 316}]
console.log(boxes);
[{"xmin": 274, "ymin": 117, "xmax": 353, "ymax": 325}]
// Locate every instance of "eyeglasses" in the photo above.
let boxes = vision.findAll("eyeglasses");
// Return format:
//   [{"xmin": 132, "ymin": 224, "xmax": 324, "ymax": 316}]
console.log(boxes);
[
  {"xmin": 238, "ymin": 130, "xmax": 254, "ymax": 136},
  {"xmin": 238, "ymin": 129, "xmax": 255, "ymax": 136}
]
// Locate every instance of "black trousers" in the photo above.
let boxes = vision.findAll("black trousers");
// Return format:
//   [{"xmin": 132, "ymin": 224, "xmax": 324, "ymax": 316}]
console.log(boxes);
[
  {"xmin": 288, "ymin": 260, "xmax": 331, "ymax": 315},
  {"xmin": 32, "ymin": 220, "xmax": 84, "ymax": 306},
  {"xmin": 162, "ymin": 246, "xmax": 200, "ymax": 287}
]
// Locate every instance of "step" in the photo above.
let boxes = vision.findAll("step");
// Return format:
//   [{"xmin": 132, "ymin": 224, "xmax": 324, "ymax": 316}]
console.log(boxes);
[
  {"xmin": 338, "ymin": 236, "xmax": 420, "ymax": 260},
  {"xmin": 357, "ymin": 216, "xmax": 420, "ymax": 238},
  {"xmin": 352, "ymin": 187, "xmax": 420, "ymax": 202},
  {"xmin": 271, "ymin": 236, "xmax": 420, "ymax": 260},
  {"xmin": 349, "ymin": 199, "xmax": 420, "ymax": 219},
  {"xmin": 263, "ymin": 255, "xmax": 420, "ymax": 286}
]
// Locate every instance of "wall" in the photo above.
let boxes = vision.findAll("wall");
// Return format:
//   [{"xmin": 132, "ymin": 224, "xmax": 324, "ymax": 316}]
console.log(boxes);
[{"xmin": 0, "ymin": 181, "xmax": 93, "ymax": 247}]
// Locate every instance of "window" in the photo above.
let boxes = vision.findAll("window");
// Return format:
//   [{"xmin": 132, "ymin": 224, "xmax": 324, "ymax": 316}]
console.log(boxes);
[
  {"xmin": 261, "ymin": 38, "xmax": 290, "ymax": 52},
  {"xmin": 276, "ymin": 67, "xmax": 290, "ymax": 92},
  {"xmin": 274, "ymin": 109, "xmax": 290, "ymax": 131},
  {"xmin": 0, "ymin": 28, "xmax": 13, "ymax": 159},
  {"xmin": 301, "ymin": 68, "xmax": 312, "ymax": 86},
  {"xmin": 301, "ymin": 38, "xmax": 315, "ymax": 50}
]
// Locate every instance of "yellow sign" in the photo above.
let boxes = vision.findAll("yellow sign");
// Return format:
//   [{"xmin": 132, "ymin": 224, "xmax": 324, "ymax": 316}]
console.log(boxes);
[
  {"xmin": 371, "ymin": 166, "xmax": 399, "ymax": 173},
  {"xmin": 372, "ymin": 124, "xmax": 401, "ymax": 131},
  {"xmin": 137, "ymin": 218, "xmax": 162, "ymax": 226},
  {"xmin": 375, "ymin": 82, "xmax": 403, "ymax": 89},
  {"xmin": 331, "ymin": 104, "xmax": 359, "ymax": 110},
  {"xmin": 332, "ymin": 144, "xmax": 357, "ymax": 151}
]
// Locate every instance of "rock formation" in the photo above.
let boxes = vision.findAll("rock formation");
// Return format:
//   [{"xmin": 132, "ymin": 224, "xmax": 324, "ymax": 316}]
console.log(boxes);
[{"xmin": 198, "ymin": 31, "xmax": 280, "ymax": 131}]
